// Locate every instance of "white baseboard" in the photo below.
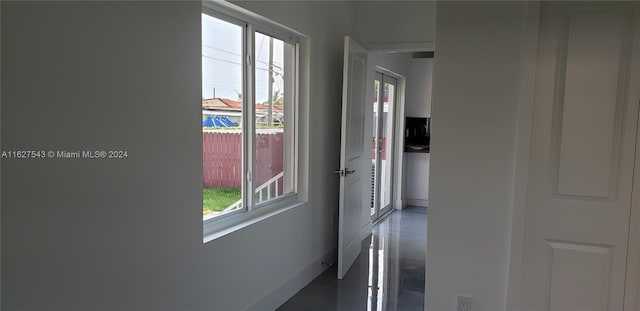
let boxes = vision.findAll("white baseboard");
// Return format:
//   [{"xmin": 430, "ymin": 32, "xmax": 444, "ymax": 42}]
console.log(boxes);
[
  {"xmin": 244, "ymin": 221, "xmax": 373, "ymax": 311},
  {"xmin": 394, "ymin": 199, "xmax": 404, "ymax": 210},
  {"xmin": 407, "ymin": 199, "xmax": 428, "ymax": 207},
  {"xmin": 244, "ymin": 248, "xmax": 337, "ymax": 311}
]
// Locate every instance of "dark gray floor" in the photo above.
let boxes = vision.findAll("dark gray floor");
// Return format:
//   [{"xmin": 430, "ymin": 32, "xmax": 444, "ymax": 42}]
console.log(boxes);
[{"xmin": 277, "ymin": 206, "xmax": 427, "ymax": 311}]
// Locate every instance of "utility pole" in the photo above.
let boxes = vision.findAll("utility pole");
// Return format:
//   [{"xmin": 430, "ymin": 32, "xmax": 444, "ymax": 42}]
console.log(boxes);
[{"xmin": 267, "ymin": 37, "xmax": 274, "ymax": 126}]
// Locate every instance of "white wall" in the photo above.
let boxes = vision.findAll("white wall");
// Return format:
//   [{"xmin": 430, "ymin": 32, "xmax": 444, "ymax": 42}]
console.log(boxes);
[
  {"xmin": 354, "ymin": 1, "xmax": 436, "ymax": 47},
  {"xmin": 1, "ymin": 2, "xmax": 356, "ymax": 310},
  {"xmin": 369, "ymin": 53, "xmax": 414, "ymax": 78},
  {"xmin": 405, "ymin": 58, "xmax": 433, "ymax": 207},
  {"xmin": 427, "ymin": 2, "xmax": 538, "ymax": 311},
  {"xmin": 0, "ymin": 1, "xmax": 544, "ymax": 310},
  {"xmin": 407, "ymin": 58, "xmax": 433, "ymax": 117}
]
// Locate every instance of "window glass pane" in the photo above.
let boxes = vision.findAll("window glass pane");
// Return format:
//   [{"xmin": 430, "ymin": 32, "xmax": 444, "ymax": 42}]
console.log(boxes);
[
  {"xmin": 202, "ymin": 14, "xmax": 244, "ymax": 220},
  {"xmin": 254, "ymin": 32, "xmax": 294, "ymax": 206}
]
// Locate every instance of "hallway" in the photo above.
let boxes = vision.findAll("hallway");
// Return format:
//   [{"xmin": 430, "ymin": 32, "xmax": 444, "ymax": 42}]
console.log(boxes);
[{"xmin": 277, "ymin": 207, "xmax": 427, "ymax": 311}]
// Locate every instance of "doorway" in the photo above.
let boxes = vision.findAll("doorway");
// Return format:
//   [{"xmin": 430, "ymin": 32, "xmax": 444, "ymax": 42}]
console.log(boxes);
[
  {"xmin": 370, "ymin": 72, "xmax": 398, "ymax": 222},
  {"xmin": 337, "ymin": 40, "xmax": 432, "ymax": 279}
]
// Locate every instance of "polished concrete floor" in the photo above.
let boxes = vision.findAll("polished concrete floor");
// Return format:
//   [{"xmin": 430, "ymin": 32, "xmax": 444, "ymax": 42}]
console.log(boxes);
[{"xmin": 277, "ymin": 206, "xmax": 427, "ymax": 311}]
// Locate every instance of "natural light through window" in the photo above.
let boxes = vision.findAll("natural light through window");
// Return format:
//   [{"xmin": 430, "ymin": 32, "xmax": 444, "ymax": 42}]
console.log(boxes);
[
  {"xmin": 202, "ymin": 10, "xmax": 298, "ymax": 225},
  {"xmin": 254, "ymin": 32, "xmax": 295, "ymax": 207},
  {"xmin": 202, "ymin": 14, "xmax": 243, "ymax": 220}
]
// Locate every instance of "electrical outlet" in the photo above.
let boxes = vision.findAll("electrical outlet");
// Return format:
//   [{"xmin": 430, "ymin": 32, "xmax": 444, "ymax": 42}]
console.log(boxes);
[{"xmin": 456, "ymin": 296, "xmax": 471, "ymax": 311}]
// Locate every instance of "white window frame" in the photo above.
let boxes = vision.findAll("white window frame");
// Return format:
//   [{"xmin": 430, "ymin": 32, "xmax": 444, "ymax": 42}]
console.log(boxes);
[{"xmin": 202, "ymin": 1, "xmax": 309, "ymax": 242}]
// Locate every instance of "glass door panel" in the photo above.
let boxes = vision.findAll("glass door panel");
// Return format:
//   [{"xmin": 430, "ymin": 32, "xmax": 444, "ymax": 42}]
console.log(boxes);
[
  {"xmin": 379, "ymin": 77, "xmax": 395, "ymax": 215},
  {"xmin": 371, "ymin": 72, "xmax": 397, "ymax": 221},
  {"xmin": 371, "ymin": 76, "xmax": 381, "ymax": 217}
]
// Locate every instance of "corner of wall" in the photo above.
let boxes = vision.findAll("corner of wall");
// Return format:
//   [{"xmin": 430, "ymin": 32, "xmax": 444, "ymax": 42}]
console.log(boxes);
[{"xmin": 504, "ymin": 1, "xmax": 541, "ymax": 309}]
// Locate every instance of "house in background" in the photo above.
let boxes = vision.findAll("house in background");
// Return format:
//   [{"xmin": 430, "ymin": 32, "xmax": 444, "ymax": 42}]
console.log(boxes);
[
  {"xmin": 202, "ymin": 98, "xmax": 284, "ymax": 127},
  {"xmin": 202, "ymin": 98, "xmax": 243, "ymax": 125},
  {"xmin": 2, "ymin": 1, "xmax": 640, "ymax": 311}
]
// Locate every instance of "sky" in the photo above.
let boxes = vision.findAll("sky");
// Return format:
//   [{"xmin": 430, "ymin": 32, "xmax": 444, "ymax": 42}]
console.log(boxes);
[{"xmin": 202, "ymin": 14, "xmax": 286, "ymax": 103}]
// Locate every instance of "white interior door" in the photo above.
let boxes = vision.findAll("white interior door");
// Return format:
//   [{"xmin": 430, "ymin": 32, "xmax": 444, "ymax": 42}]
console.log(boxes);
[
  {"xmin": 338, "ymin": 36, "xmax": 368, "ymax": 279},
  {"xmin": 519, "ymin": 3, "xmax": 640, "ymax": 310}
]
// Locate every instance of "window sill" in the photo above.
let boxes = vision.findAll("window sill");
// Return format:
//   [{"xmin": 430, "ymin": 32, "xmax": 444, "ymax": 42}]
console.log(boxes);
[{"xmin": 203, "ymin": 199, "xmax": 305, "ymax": 243}]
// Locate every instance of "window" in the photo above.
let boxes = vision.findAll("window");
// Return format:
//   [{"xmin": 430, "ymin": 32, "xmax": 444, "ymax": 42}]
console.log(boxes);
[{"xmin": 202, "ymin": 2, "xmax": 305, "ymax": 238}]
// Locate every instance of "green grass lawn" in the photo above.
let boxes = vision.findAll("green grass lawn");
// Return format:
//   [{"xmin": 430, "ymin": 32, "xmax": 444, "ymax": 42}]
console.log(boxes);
[{"xmin": 203, "ymin": 188, "xmax": 241, "ymax": 214}]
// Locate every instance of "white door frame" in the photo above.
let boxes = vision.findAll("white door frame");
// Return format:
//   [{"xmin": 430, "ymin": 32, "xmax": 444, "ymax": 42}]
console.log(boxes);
[
  {"xmin": 505, "ymin": 2, "xmax": 542, "ymax": 309},
  {"xmin": 622, "ymin": 4, "xmax": 640, "ymax": 310},
  {"xmin": 337, "ymin": 39, "xmax": 435, "ymax": 280},
  {"xmin": 371, "ymin": 70, "xmax": 400, "ymax": 222},
  {"xmin": 365, "ymin": 42, "xmax": 434, "ymax": 213}
]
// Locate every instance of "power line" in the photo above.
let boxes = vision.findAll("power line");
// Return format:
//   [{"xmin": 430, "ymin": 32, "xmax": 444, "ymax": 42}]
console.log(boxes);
[
  {"xmin": 202, "ymin": 55, "xmax": 283, "ymax": 76},
  {"xmin": 203, "ymin": 43, "xmax": 283, "ymax": 69},
  {"xmin": 203, "ymin": 44, "xmax": 242, "ymax": 57},
  {"xmin": 202, "ymin": 55, "xmax": 242, "ymax": 66}
]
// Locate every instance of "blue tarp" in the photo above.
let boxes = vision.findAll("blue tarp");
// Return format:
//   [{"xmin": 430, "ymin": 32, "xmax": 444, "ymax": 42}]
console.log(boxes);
[
  {"xmin": 213, "ymin": 116, "xmax": 225, "ymax": 127},
  {"xmin": 203, "ymin": 116, "xmax": 215, "ymax": 127},
  {"xmin": 203, "ymin": 115, "xmax": 238, "ymax": 128},
  {"xmin": 220, "ymin": 116, "xmax": 237, "ymax": 127}
]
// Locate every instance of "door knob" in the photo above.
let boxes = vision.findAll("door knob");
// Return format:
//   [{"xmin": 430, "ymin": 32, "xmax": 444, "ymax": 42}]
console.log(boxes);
[{"xmin": 333, "ymin": 168, "xmax": 356, "ymax": 177}]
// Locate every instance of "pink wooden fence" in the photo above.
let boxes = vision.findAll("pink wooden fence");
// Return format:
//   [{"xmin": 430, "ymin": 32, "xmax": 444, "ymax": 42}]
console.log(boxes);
[
  {"xmin": 255, "ymin": 132, "xmax": 284, "ymax": 194},
  {"xmin": 203, "ymin": 131, "xmax": 284, "ymax": 189}
]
